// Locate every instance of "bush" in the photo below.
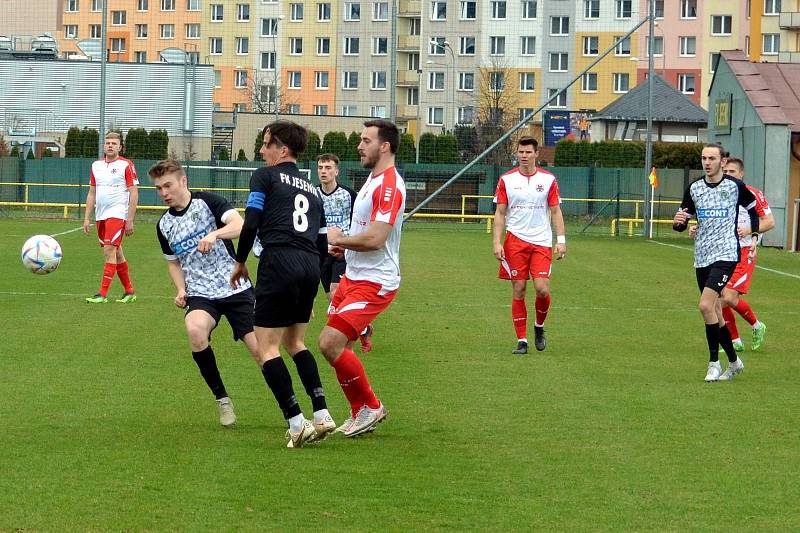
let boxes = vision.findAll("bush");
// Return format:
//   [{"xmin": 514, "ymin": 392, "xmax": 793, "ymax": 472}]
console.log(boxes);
[
  {"xmin": 26, "ymin": 149, "xmax": 35, "ymax": 160},
  {"xmin": 124, "ymin": 128, "xmax": 149, "ymax": 159},
  {"xmin": 321, "ymin": 131, "xmax": 348, "ymax": 160},
  {"xmin": 346, "ymin": 131, "xmax": 361, "ymax": 161},
  {"xmin": 217, "ymin": 147, "xmax": 230, "ymax": 161},
  {"xmin": 435, "ymin": 133, "xmax": 459, "ymax": 164},
  {"xmin": 303, "ymin": 131, "xmax": 321, "ymax": 163},
  {"xmin": 148, "ymin": 129, "xmax": 169, "ymax": 160},
  {"xmin": 237, "ymin": 148, "xmax": 248, "ymax": 161},
  {"xmin": 65, "ymin": 126, "xmax": 83, "ymax": 157},
  {"xmin": 418, "ymin": 133, "xmax": 437, "ymax": 163},
  {"xmin": 396, "ymin": 133, "xmax": 416, "ymax": 164},
  {"xmin": 555, "ymin": 139, "xmax": 703, "ymax": 169},
  {"xmin": 41, "ymin": 148, "xmax": 53, "ymax": 158},
  {"xmin": 254, "ymin": 130, "xmax": 263, "ymax": 161},
  {"xmin": 81, "ymin": 128, "xmax": 99, "ymax": 158}
]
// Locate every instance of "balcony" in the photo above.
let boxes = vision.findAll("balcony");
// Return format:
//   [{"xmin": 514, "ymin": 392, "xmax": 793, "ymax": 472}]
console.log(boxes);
[
  {"xmin": 779, "ymin": 12, "xmax": 800, "ymax": 29},
  {"xmin": 397, "ymin": 34, "xmax": 420, "ymax": 52},
  {"xmin": 396, "ymin": 104, "xmax": 419, "ymax": 120},
  {"xmin": 778, "ymin": 51, "xmax": 800, "ymax": 63},
  {"xmin": 398, "ymin": 0, "xmax": 421, "ymax": 16},
  {"xmin": 396, "ymin": 69, "xmax": 420, "ymax": 86}
]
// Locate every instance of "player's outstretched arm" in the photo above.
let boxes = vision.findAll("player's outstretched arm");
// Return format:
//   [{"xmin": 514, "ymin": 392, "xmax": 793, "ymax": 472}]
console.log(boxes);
[{"xmin": 492, "ymin": 203, "xmax": 507, "ymax": 261}]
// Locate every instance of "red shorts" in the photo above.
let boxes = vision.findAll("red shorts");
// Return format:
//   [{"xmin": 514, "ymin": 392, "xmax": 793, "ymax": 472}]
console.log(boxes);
[
  {"xmin": 326, "ymin": 275, "xmax": 397, "ymax": 341},
  {"xmin": 726, "ymin": 251, "xmax": 756, "ymax": 294},
  {"xmin": 96, "ymin": 218, "xmax": 126, "ymax": 247},
  {"xmin": 498, "ymin": 232, "xmax": 552, "ymax": 280}
]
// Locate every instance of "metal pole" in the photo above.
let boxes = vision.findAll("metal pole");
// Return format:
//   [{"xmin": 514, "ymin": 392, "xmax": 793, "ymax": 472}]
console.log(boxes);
[
  {"xmin": 645, "ymin": 0, "xmax": 655, "ymax": 238},
  {"xmin": 415, "ymin": 69, "xmax": 421, "ymax": 164},
  {"xmin": 98, "ymin": 0, "xmax": 108, "ymax": 158},
  {"xmin": 272, "ymin": 33, "xmax": 278, "ymax": 121},
  {"xmin": 389, "ymin": 0, "xmax": 397, "ymax": 122}
]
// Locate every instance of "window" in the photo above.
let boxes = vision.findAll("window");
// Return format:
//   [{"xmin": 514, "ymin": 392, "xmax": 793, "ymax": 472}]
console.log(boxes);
[
  {"xmin": 516, "ymin": 108, "xmax": 532, "ymax": 123},
  {"xmin": 519, "ymin": 72, "xmax": 535, "ymax": 91},
  {"xmin": 261, "ymin": 18, "xmax": 278, "ymax": 36},
  {"xmin": 615, "ymin": 0, "xmax": 632, "ymax": 18},
  {"xmin": 613, "ymin": 73, "xmax": 630, "ymax": 93},
  {"xmin": 491, "ymin": 0, "xmax": 506, "ymax": 19},
  {"xmin": 288, "ymin": 71, "xmax": 302, "ymax": 88},
  {"xmin": 655, "ymin": 0, "xmax": 664, "ymax": 18},
  {"xmin": 458, "ymin": 72, "xmax": 474, "ymax": 91},
  {"xmin": 112, "ymin": 11, "xmax": 127, "ymax": 25},
  {"xmin": 764, "ymin": 0, "xmax": 780, "ymax": 15},
  {"xmin": 428, "ymin": 71, "xmax": 445, "ymax": 90},
  {"xmin": 745, "ymin": 36, "xmax": 750, "ymax": 55},
  {"xmin": 490, "ymin": 36, "xmax": 505, "ymax": 55},
  {"xmin": 679, "ymin": 36, "xmax": 696, "ymax": 56},
  {"xmin": 548, "ymin": 88, "xmax": 566, "ymax": 107},
  {"xmin": 678, "ymin": 73, "xmax": 695, "ymax": 93},
  {"xmin": 343, "ymin": 71, "xmax": 359, "ymax": 89},
  {"xmin": 317, "ymin": 37, "xmax": 331, "ymax": 54},
  {"xmin": 460, "ymin": 0, "xmax": 476, "ymax": 19},
  {"xmin": 681, "ymin": 0, "xmax": 697, "ymax": 18},
  {"xmin": 584, "ymin": 0, "xmax": 599, "ymax": 18},
  {"xmin": 551, "ymin": 16, "xmax": 569, "ymax": 35},
  {"xmin": 520, "ymin": 36, "xmax": 536, "ymax": 55},
  {"xmin": 110, "ymin": 38, "xmax": 126, "ymax": 52},
  {"xmin": 373, "ymin": 1, "xmax": 388, "ymax": 20},
  {"xmin": 287, "ymin": 104, "xmax": 300, "ymax": 114},
  {"xmin": 459, "ymin": 36, "xmax": 475, "ymax": 55},
  {"xmin": 488, "ymin": 108, "xmax": 503, "ymax": 122},
  {"xmin": 407, "ymin": 87, "xmax": 419, "ymax": 105},
  {"xmin": 373, "ymin": 37, "xmax": 387, "ymax": 55},
  {"xmin": 371, "ymin": 71, "xmax": 387, "ymax": 89},
  {"xmin": 370, "ymin": 105, "xmax": 387, "ymax": 118},
  {"xmin": 260, "ymin": 51, "xmax": 276, "ymax": 70},
  {"xmin": 160, "ymin": 24, "xmax": 175, "ymax": 39},
  {"xmin": 410, "ymin": 18, "xmax": 421, "ymax": 35},
  {"xmin": 549, "ymin": 52, "xmax": 568, "ymax": 72},
  {"xmin": 710, "ymin": 52, "xmax": 721, "ymax": 72},
  {"xmin": 259, "ymin": 85, "xmax": 276, "ymax": 107},
  {"xmin": 134, "ymin": 51, "xmax": 147, "ymax": 63},
  {"xmin": 582, "ymin": 72, "xmax": 597, "ymax": 92},
  {"xmin": 91, "ymin": 0, "xmax": 102, "ymax": 12},
  {"xmin": 344, "ymin": 37, "xmax": 360, "ymax": 55},
  {"xmin": 211, "ymin": 4, "xmax": 223, "ymax": 21},
  {"xmin": 315, "ymin": 71, "xmax": 329, "ymax": 89},
  {"xmin": 214, "ymin": 70, "xmax": 221, "ymax": 87},
  {"xmin": 187, "ymin": 0, "xmax": 200, "ymax": 10},
  {"xmin": 64, "ymin": 25, "xmax": 78, "ymax": 39},
  {"xmin": 187, "ymin": 52, "xmax": 199, "ymax": 64},
  {"xmin": 290, "ymin": 37, "xmax": 303, "ymax": 55},
  {"xmin": 233, "ymin": 103, "xmax": 247, "ymax": 112},
  {"xmin": 236, "ymin": 37, "xmax": 249, "ymax": 54},
  {"xmin": 429, "ymin": 37, "xmax": 446, "ymax": 54},
  {"xmin": 615, "ymin": 36, "xmax": 631, "ymax": 56},
  {"xmin": 408, "ymin": 52, "xmax": 420, "ymax": 70},
  {"xmin": 428, "ymin": 107, "xmax": 444, "ymax": 125},
  {"xmin": 186, "ymin": 24, "xmax": 200, "ymax": 39},
  {"xmin": 209, "ymin": 37, "xmax": 222, "ymax": 54},
  {"xmin": 342, "ymin": 105, "xmax": 358, "ymax": 116},
  {"xmin": 522, "ymin": 0, "xmax": 537, "ymax": 19},
  {"xmin": 290, "ymin": 3, "xmax": 304, "ymax": 21},
  {"xmin": 161, "ymin": 0, "xmax": 175, "ymax": 10},
  {"xmin": 431, "ymin": 1, "xmax": 446, "ymax": 20},
  {"xmin": 762, "ymin": 33, "xmax": 780, "ymax": 55},
  {"xmin": 648, "ymin": 36, "xmax": 664, "ymax": 56},
  {"xmin": 314, "ymin": 105, "xmax": 328, "ymax": 115},
  {"xmin": 318, "ymin": 2, "xmax": 331, "ymax": 20},
  {"xmin": 237, "ymin": 4, "xmax": 250, "ymax": 21},
  {"xmin": 458, "ymin": 107, "xmax": 474, "ymax": 125},
  {"xmin": 89, "ymin": 25, "xmax": 101, "ymax": 38},
  {"xmin": 136, "ymin": 24, "xmax": 148, "ymax": 38},
  {"xmin": 345, "ymin": 2, "xmax": 360, "ymax": 20},
  {"xmin": 489, "ymin": 71, "xmax": 505, "ymax": 90},
  {"xmin": 235, "ymin": 70, "xmax": 247, "ymax": 88},
  {"xmin": 711, "ymin": 15, "xmax": 732, "ymax": 36},
  {"xmin": 65, "ymin": 0, "xmax": 79, "ymax": 12},
  {"xmin": 583, "ymin": 36, "xmax": 598, "ymax": 56},
  {"xmin": 137, "ymin": 0, "xmax": 148, "ymax": 10}
]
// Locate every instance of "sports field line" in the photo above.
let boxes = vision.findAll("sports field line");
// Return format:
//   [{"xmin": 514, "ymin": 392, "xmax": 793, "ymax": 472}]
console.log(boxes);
[
  {"xmin": 650, "ymin": 240, "xmax": 800, "ymax": 280},
  {"xmin": 0, "ymin": 290, "xmax": 172, "ymax": 300},
  {"xmin": 51, "ymin": 225, "xmax": 91, "ymax": 237}
]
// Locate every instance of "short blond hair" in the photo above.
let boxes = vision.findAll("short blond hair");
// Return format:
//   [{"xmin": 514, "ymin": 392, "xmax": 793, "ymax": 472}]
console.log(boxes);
[
  {"xmin": 148, "ymin": 159, "xmax": 185, "ymax": 179},
  {"xmin": 105, "ymin": 131, "xmax": 122, "ymax": 142}
]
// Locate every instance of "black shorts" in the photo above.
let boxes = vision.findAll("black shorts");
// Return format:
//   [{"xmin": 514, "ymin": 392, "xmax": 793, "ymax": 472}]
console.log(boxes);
[
  {"xmin": 695, "ymin": 261, "xmax": 737, "ymax": 294},
  {"xmin": 185, "ymin": 289, "xmax": 255, "ymax": 342},
  {"xmin": 254, "ymin": 247, "xmax": 320, "ymax": 328},
  {"xmin": 320, "ymin": 254, "xmax": 347, "ymax": 293}
]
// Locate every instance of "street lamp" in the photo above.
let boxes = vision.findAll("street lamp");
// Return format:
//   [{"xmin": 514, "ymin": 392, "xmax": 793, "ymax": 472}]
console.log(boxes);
[{"xmin": 428, "ymin": 39, "xmax": 455, "ymax": 130}]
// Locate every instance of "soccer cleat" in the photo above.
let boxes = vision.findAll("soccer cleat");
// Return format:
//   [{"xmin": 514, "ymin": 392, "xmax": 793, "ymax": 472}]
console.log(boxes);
[
  {"xmin": 534, "ymin": 326, "xmax": 547, "ymax": 352},
  {"xmin": 344, "ymin": 403, "xmax": 387, "ymax": 437},
  {"xmin": 752, "ymin": 323, "xmax": 766, "ymax": 351},
  {"xmin": 511, "ymin": 340, "xmax": 528, "ymax": 355},
  {"xmin": 86, "ymin": 294, "xmax": 108, "ymax": 304},
  {"xmin": 704, "ymin": 361, "xmax": 722, "ymax": 382},
  {"xmin": 217, "ymin": 397, "xmax": 236, "ymax": 427},
  {"xmin": 308, "ymin": 414, "xmax": 337, "ymax": 443},
  {"xmin": 115, "ymin": 292, "xmax": 138, "ymax": 303},
  {"xmin": 286, "ymin": 419, "xmax": 317, "ymax": 448},
  {"xmin": 719, "ymin": 358, "xmax": 744, "ymax": 381},
  {"xmin": 732, "ymin": 339, "xmax": 745, "ymax": 352},
  {"xmin": 359, "ymin": 324, "xmax": 374, "ymax": 353},
  {"xmin": 334, "ymin": 416, "xmax": 355, "ymax": 434}
]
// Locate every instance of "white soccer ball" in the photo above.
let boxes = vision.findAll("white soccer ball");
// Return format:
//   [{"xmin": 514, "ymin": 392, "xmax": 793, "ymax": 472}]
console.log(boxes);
[{"xmin": 21, "ymin": 234, "xmax": 62, "ymax": 275}]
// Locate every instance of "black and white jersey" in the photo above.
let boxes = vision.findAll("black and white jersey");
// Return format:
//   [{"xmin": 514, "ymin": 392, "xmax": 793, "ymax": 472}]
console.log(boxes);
[
  {"xmin": 157, "ymin": 191, "xmax": 251, "ymax": 299},
  {"xmin": 245, "ymin": 162, "xmax": 326, "ymax": 255},
  {"xmin": 680, "ymin": 176, "xmax": 757, "ymax": 268},
  {"xmin": 317, "ymin": 183, "xmax": 356, "ymax": 233}
]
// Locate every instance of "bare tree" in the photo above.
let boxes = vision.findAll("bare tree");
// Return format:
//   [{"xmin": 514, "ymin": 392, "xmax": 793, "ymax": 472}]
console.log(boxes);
[
  {"xmin": 246, "ymin": 71, "xmax": 300, "ymax": 115},
  {"xmin": 474, "ymin": 57, "xmax": 520, "ymax": 166}
]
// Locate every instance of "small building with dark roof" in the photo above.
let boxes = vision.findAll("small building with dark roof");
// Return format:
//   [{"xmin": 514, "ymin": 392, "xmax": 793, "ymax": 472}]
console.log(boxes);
[
  {"xmin": 709, "ymin": 49, "xmax": 800, "ymax": 250},
  {"xmin": 590, "ymin": 75, "xmax": 708, "ymax": 143}
]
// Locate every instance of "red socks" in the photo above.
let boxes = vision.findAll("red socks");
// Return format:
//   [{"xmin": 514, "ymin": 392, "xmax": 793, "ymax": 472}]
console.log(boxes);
[
  {"xmin": 99, "ymin": 262, "xmax": 117, "ymax": 297},
  {"xmin": 511, "ymin": 299, "xmax": 527, "ymax": 340},
  {"xmin": 722, "ymin": 306, "xmax": 739, "ymax": 339},
  {"xmin": 733, "ymin": 299, "xmax": 757, "ymax": 326},
  {"xmin": 116, "ymin": 261, "xmax": 134, "ymax": 293},
  {"xmin": 535, "ymin": 294, "xmax": 551, "ymax": 327},
  {"xmin": 331, "ymin": 348, "xmax": 379, "ymax": 416}
]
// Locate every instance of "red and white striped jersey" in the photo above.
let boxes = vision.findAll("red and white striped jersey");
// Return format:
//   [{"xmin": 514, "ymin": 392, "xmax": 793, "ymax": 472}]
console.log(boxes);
[
  {"xmin": 494, "ymin": 166, "xmax": 561, "ymax": 247},
  {"xmin": 344, "ymin": 165, "xmax": 406, "ymax": 291},
  {"xmin": 737, "ymin": 184, "xmax": 771, "ymax": 247},
  {"xmin": 90, "ymin": 156, "xmax": 139, "ymax": 221}
]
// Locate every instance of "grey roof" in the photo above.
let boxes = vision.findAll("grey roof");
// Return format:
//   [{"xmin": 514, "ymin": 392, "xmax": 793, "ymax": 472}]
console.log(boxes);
[{"xmin": 593, "ymin": 75, "xmax": 708, "ymax": 123}]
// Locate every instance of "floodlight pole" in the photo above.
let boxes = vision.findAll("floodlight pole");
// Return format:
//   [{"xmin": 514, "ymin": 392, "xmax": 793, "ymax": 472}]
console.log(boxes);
[
  {"xmin": 644, "ymin": 0, "xmax": 655, "ymax": 238},
  {"xmin": 98, "ymin": 0, "xmax": 108, "ymax": 158}
]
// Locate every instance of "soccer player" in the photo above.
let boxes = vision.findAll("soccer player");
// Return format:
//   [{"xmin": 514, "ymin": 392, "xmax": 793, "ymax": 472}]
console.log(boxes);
[
  {"xmin": 82, "ymin": 132, "xmax": 138, "ymax": 303},
  {"xmin": 231, "ymin": 121, "xmax": 335, "ymax": 448},
  {"xmin": 720, "ymin": 157, "xmax": 773, "ymax": 351},
  {"xmin": 151, "ymin": 159, "xmax": 262, "ymax": 427},
  {"xmin": 493, "ymin": 136, "xmax": 566, "ymax": 355},
  {"xmin": 673, "ymin": 143, "xmax": 761, "ymax": 382},
  {"xmin": 318, "ymin": 119, "xmax": 406, "ymax": 437},
  {"xmin": 315, "ymin": 154, "xmax": 375, "ymax": 353}
]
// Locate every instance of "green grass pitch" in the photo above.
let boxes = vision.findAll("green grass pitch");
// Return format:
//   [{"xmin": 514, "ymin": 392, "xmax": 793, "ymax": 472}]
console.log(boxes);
[{"xmin": 1, "ymin": 218, "xmax": 799, "ymax": 530}]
